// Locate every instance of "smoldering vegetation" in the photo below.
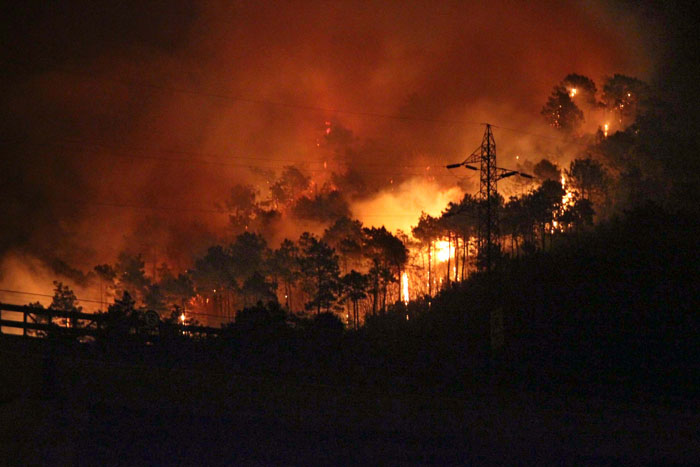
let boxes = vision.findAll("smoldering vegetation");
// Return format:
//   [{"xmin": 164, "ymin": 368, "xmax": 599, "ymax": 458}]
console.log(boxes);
[{"xmin": 0, "ymin": 0, "xmax": 660, "ymax": 289}]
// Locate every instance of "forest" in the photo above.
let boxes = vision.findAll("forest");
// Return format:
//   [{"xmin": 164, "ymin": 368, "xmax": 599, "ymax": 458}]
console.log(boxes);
[
  {"xmin": 16, "ymin": 72, "xmax": 696, "ymax": 401},
  {"xmin": 2, "ymin": 3, "xmax": 699, "ymax": 461}
]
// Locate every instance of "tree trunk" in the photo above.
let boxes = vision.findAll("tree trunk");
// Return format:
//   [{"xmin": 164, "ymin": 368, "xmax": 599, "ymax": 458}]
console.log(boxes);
[
  {"xmin": 453, "ymin": 235, "xmax": 459, "ymax": 283},
  {"xmin": 541, "ymin": 223, "xmax": 546, "ymax": 251},
  {"xmin": 428, "ymin": 243, "xmax": 432, "ymax": 297},
  {"xmin": 446, "ymin": 235, "xmax": 451, "ymax": 286},
  {"xmin": 461, "ymin": 235, "xmax": 467, "ymax": 281},
  {"xmin": 372, "ymin": 270, "xmax": 379, "ymax": 315}
]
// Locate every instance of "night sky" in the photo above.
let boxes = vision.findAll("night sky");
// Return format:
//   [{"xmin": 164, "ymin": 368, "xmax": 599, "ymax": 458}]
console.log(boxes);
[{"xmin": 0, "ymin": 0, "xmax": 695, "ymax": 288}]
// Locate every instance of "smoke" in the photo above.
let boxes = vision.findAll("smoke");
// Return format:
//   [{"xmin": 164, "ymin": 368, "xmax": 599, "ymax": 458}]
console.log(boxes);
[{"xmin": 0, "ymin": 0, "xmax": 660, "ymax": 296}]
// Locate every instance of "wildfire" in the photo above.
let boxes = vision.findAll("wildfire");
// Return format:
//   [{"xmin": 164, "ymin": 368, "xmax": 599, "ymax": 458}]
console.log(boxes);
[
  {"xmin": 401, "ymin": 272, "xmax": 409, "ymax": 304},
  {"xmin": 434, "ymin": 240, "xmax": 455, "ymax": 263},
  {"xmin": 553, "ymin": 174, "xmax": 577, "ymax": 232},
  {"xmin": 561, "ymin": 174, "xmax": 575, "ymax": 208}
]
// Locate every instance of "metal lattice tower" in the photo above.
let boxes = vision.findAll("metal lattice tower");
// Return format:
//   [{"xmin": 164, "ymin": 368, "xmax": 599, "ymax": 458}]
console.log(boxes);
[
  {"xmin": 477, "ymin": 124, "xmax": 499, "ymax": 271},
  {"xmin": 445, "ymin": 124, "xmax": 533, "ymax": 272}
]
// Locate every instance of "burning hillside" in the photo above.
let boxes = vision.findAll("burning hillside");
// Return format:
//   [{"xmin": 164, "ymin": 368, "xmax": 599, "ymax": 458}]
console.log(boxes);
[{"xmin": 0, "ymin": 1, "xmax": 677, "ymax": 325}]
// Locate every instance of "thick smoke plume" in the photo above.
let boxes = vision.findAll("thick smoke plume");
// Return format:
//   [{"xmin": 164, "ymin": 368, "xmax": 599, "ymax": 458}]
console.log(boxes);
[{"xmin": 0, "ymin": 0, "xmax": 661, "ymax": 302}]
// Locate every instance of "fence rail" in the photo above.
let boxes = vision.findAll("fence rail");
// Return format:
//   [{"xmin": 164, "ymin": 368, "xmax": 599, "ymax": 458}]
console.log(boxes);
[{"xmin": 0, "ymin": 302, "xmax": 220, "ymax": 339}]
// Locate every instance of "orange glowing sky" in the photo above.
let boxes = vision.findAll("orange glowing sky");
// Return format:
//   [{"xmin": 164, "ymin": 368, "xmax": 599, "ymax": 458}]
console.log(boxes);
[{"xmin": 0, "ymin": 0, "xmax": 669, "ymax": 292}]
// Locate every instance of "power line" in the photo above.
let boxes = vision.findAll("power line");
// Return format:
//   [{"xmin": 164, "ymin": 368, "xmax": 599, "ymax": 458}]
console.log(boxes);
[
  {"xmin": 1, "ymin": 138, "xmax": 461, "ymax": 178},
  {"xmin": 1, "ymin": 58, "xmax": 482, "ymax": 127},
  {"xmin": 1, "ymin": 137, "xmax": 451, "ymax": 169},
  {"xmin": 1, "ymin": 59, "xmax": 594, "ymax": 149},
  {"xmin": 0, "ymin": 288, "xmax": 103, "ymax": 304},
  {"xmin": 52, "ymin": 197, "xmax": 460, "ymax": 219},
  {"xmin": 491, "ymin": 123, "xmax": 588, "ymax": 146}
]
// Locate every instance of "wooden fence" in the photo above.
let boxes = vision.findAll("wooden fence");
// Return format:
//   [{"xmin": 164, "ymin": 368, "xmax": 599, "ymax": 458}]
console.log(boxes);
[{"xmin": 0, "ymin": 302, "xmax": 220, "ymax": 339}]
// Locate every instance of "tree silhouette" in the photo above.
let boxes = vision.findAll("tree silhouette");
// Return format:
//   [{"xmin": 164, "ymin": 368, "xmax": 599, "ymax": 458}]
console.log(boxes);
[
  {"xmin": 524, "ymin": 180, "xmax": 565, "ymax": 250},
  {"xmin": 341, "ymin": 270, "xmax": 369, "ymax": 330},
  {"xmin": 323, "ymin": 216, "xmax": 364, "ymax": 272},
  {"xmin": 602, "ymin": 74, "xmax": 649, "ymax": 127},
  {"xmin": 298, "ymin": 233, "xmax": 341, "ymax": 315},
  {"xmin": 49, "ymin": 281, "xmax": 82, "ymax": 328},
  {"xmin": 270, "ymin": 239, "xmax": 301, "ymax": 311},
  {"xmin": 104, "ymin": 290, "xmax": 137, "ymax": 341},
  {"xmin": 292, "ymin": 188, "xmax": 351, "ymax": 223},
  {"xmin": 225, "ymin": 184, "xmax": 258, "ymax": 234},
  {"xmin": 191, "ymin": 245, "xmax": 237, "ymax": 319},
  {"xmin": 363, "ymin": 227, "xmax": 408, "ymax": 312},
  {"xmin": 502, "ymin": 196, "xmax": 531, "ymax": 257},
  {"xmin": 559, "ymin": 197, "xmax": 595, "ymax": 232},
  {"xmin": 566, "ymin": 157, "xmax": 609, "ymax": 203},
  {"xmin": 270, "ymin": 165, "xmax": 310, "ymax": 208},
  {"xmin": 114, "ymin": 252, "xmax": 151, "ymax": 304},
  {"xmin": 241, "ymin": 271, "xmax": 277, "ymax": 308},
  {"xmin": 562, "ymin": 73, "xmax": 599, "ymax": 108},
  {"xmin": 412, "ymin": 213, "xmax": 439, "ymax": 296},
  {"xmin": 541, "ymin": 85, "xmax": 584, "ymax": 132},
  {"xmin": 230, "ymin": 232, "xmax": 268, "ymax": 282},
  {"xmin": 533, "ymin": 159, "xmax": 561, "ymax": 182},
  {"xmin": 156, "ymin": 264, "xmax": 195, "ymax": 310}
]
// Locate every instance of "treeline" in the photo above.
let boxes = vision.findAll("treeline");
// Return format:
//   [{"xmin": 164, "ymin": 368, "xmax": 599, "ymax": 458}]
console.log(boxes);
[
  {"xmin": 27, "ymin": 201, "xmax": 698, "ymax": 400},
  {"xmin": 20, "ymin": 71, "xmax": 698, "ymax": 398},
  {"xmin": 86, "ymin": 224, "xmax": 408, "ymax": 327},
  {"xmin": 33, "ymin": 71, "xmax": 698, "ymax": 331}
]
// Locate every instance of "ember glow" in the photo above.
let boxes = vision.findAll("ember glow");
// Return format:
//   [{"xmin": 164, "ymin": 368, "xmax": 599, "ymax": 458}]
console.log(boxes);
[
  {"xmin": 0, "ymin": 0, "xmax": 658, "ymax": 323},
  {"xmin": 561, "ymin": 174, "xmax": 575, "ymax": 209},
  {"xmin": 401, "ymin": 272, "xmax": 409, "ymax": 305},
  {"xmin": 434, "ymin": 240, "xmax": 455, "ymax": 263}
]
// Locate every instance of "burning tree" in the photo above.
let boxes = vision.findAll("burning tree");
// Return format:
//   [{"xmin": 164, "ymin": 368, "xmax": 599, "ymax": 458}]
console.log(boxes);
[
  {"xmin": 270, "ymin": 165, "xmax": 311, "ymax": 208},
  {"xmin": 322, "ymin": 216, "xmax": 365, "ymax": 273},
  {"xmin": 565, "ymin": 157, "xmax": 609, "ymax": 204},
  {"xmin": 562, "ymin": 73, "xmax": 599, "ymax": 108},
  {"xmin": 541, "ymin": 85, "xmax": 584, "ymax": 132},
  {"xmin": 602, "ymin": 74, "xmax": 650, "ymax": 127},
  {"xmin": 412, "ymin": 213, "xmax": 440, "ymax": 296},
  {"xmin": 49, "ymin": 281, "xmax": 82, "ymax": 328},
  {"xmin": 362, "ymin": 227, "xmax": 408, "ymax": 313}
]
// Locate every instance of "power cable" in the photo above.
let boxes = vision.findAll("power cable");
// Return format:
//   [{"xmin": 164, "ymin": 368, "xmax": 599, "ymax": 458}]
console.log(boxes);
[
  {"xmin": 3, "ymin": 58, "xmax": 589, "ymax": 146},
  {"xmin": 1, "ymin": 58, "xmax": 482, "ymax": 127},
  {"xmin": 0, "ymin": 138, "xmax": 460, "ymax": 178}
]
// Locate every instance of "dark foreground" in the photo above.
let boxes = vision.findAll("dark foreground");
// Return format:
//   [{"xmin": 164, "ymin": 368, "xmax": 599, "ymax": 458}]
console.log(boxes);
[{"xmin": 1, "ymin": 338, "xmax": 698, "ymax": 465}]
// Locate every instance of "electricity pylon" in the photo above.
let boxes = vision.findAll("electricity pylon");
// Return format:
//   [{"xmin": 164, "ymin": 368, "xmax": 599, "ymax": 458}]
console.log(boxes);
[{"xmin": 446, "ymin": 124, "xmax": 532, "ymax": 271}]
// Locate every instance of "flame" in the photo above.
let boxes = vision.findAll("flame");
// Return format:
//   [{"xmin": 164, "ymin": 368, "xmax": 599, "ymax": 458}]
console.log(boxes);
[
  {"xmin": 179, "ymin": 312, "xmax": 186, "ymax": 324},
  {"xmin": 401, "ymin": 272, "xmax": 409, "ymax": 304},
  {"xmin": 561, "ymin": 175, "xmax": 575, "ymax": 208},
  {"xmin": 434, "ymin": 239, "xmax": 455, "ymax": 263},
  {"xmin": 352, "ymin": 178, "xmax": 462, "ymax": 233},
  {"xmin": 569, "ymin": 88, "xmax": 577, "ymax": 98},
  {"xmin": 603, "ymin": 123, "xmax": 609, "ymax": 138},
  {"xmin": 553, "ymin": 174, "xmax": 576, "ymax": 232}
]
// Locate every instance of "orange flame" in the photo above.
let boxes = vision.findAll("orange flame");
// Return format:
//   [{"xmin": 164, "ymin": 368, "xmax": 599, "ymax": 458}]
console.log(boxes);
[{"xmin": 401, "ymin": 272, "xmax": 409, "ymax": 304}]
